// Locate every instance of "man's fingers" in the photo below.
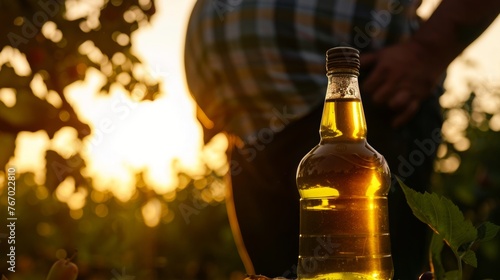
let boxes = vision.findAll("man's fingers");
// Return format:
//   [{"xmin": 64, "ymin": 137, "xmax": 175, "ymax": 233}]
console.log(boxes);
[
  {"xmin": 392, "ymin": 100, "xmax": 419, "ymax": 128},
  {"xmin": 360, "ymin": 52, "xmax": 378, "ymax": 69},
  {"xmin": 360, "ymin": 52, "xmax": 379, "ymax": 93},
  {"xmin": 389, "ymin": 90, "xmax": 413, "ymax": 110},
  {"xmin": 371, "ymin": 82, "xmax": 393, "ymax": 104}
]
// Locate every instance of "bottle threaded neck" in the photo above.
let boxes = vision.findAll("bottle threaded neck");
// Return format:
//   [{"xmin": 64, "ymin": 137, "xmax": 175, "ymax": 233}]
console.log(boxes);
[{"xmin": 326, "ymin": 47, "xmax": 360, "ymax": 75}]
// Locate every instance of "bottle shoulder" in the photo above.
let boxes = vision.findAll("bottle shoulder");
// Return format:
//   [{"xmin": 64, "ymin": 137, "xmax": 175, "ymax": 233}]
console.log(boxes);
[
  {"xmin": 299, "ymin": 140, "xmax": 389, "ymax": 169},
  {"xmin": 296, "ymin": 141, "xmax": 391, "ymax": 198}
]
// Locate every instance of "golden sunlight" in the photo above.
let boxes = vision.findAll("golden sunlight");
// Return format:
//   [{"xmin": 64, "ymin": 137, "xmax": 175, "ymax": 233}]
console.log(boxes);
[
  {"xmin": 142, "ymin": 197, "xmax": 162, "ymax": 227},
  {"xmin": 64, "ymin": 67, "xmax": 206, "ymax": 200},
  {"xmin": 3, "ymin": 0, "xmax": 228, "ymax": 209}
]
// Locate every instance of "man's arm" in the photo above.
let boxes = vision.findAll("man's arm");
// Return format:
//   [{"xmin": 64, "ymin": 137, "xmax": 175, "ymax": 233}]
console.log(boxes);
[
  {"xmin": 361, "ymin": 0, "xmax": 500, "ymax": 127},
  {"xmin": 412, "ymin": 0, "xmax": 500, "ymax": 79}
]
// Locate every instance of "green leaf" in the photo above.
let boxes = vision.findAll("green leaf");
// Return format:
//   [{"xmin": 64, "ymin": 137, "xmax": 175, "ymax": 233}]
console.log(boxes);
[
  {"xmin": 398, "ymin": 178, "xmax": 477, "ymax": 253},
  {"xmin": 444, "ymin": 270, "xmax": 460, "ymax": 280},
  {"xmin": 477, "ymin": 222, "xmax": 500, "ymax": 242},
  {"xmin": 460, "ymin": 250, "xmax": 477, "ymax": 267},
  {"xmin": 430, "ymin": 233, "xmax": 446, "ymax": 279}
]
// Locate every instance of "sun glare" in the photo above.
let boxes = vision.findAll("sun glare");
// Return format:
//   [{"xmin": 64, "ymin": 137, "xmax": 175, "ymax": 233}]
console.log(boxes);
[
  {"xmin": 10, "ymin": 131, "xmax": 49, "ymax": 185},
  {"xmin": 63, "ymin": 63, "xmax": 207, "ymax": 199},
  {"xmin": 2, "ymin": 0, "xmax": 219, "ymax": 204},
  {"xmin": 67, "ymin": 0, "xmax": 213, "ymax": 197}
]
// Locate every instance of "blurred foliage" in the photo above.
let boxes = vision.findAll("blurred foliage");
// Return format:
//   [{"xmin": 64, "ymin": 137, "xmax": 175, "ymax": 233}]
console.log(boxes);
[
  {"xmin": 0, "ymin": 171, "xmax": 244, "ymax": 279},
  {"xmin": 432, "ymin": 78, "xmax": 500, "ymax": 279},
  {"xmin": 0, "ymin": 0, "xmax": 244, "ymax": 279},
  {"xmin": 0, "ymin": 0, "xmax": 159, "ymax": 152}
]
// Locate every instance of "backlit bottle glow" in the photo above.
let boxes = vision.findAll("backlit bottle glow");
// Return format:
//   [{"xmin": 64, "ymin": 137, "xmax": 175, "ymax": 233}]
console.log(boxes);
[{"xmin": 296, "ymin": 47, "xmax": 394, "ymax": 280}]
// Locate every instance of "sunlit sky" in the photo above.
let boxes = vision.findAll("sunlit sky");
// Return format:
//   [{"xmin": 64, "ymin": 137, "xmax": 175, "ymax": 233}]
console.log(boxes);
[{"xmin": 3, "ymin": 0, "xmax": 500, "ymax": 201}]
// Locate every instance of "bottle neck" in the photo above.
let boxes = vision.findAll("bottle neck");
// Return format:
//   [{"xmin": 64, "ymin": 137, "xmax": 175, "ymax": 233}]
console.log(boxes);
[{"xmin": 320, "ymin": 73, "xmax": 367, "ymax": 141}]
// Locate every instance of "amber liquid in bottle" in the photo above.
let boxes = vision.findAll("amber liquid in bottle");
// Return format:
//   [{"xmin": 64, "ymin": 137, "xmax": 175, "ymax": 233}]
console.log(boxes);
[{"xmin": 296, "ymin": 47, "xmax": 393, "ymax": 280}]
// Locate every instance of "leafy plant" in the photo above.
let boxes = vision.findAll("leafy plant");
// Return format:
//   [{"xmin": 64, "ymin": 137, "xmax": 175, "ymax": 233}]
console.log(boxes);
[
  {"xmin": 399, "ymin": 178, "xmax": 500, "ymax": 280},
  {"xmin": 0, "ymin": 0, "xmax": 159, "ymax": 173}
]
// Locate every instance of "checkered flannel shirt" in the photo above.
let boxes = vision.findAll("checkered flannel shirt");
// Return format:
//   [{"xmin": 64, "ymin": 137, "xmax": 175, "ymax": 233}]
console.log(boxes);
[{"xmin": 184, "ymin": 0, "xmax": 420, "ymax": 145}]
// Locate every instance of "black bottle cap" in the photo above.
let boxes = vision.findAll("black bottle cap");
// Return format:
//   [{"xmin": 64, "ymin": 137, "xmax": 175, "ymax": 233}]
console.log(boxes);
[{"xmin": 326, "ymin": 47, "xmax": 360, "ymax": 75}]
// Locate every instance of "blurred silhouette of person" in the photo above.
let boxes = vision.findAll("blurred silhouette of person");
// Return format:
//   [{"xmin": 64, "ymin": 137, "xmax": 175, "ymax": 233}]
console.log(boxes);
[{"xmin": 184, "ymin": 0, "xmax": 500, "ymax": 278}]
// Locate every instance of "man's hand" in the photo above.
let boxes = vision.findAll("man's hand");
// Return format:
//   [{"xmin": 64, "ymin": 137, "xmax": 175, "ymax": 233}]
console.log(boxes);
[
  {"xmin": 360, "ymin": 41, "xmax": 443, "ymax": 128},
  {"xmin": 360, "ymin": 0, "xmax": 500, "ymax": 128}
]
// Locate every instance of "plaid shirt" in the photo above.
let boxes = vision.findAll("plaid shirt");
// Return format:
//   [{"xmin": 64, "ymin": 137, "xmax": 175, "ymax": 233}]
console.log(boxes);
[{"xmin": 184, "ymin": 0, "xmax": 420, "ymax": 145}]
